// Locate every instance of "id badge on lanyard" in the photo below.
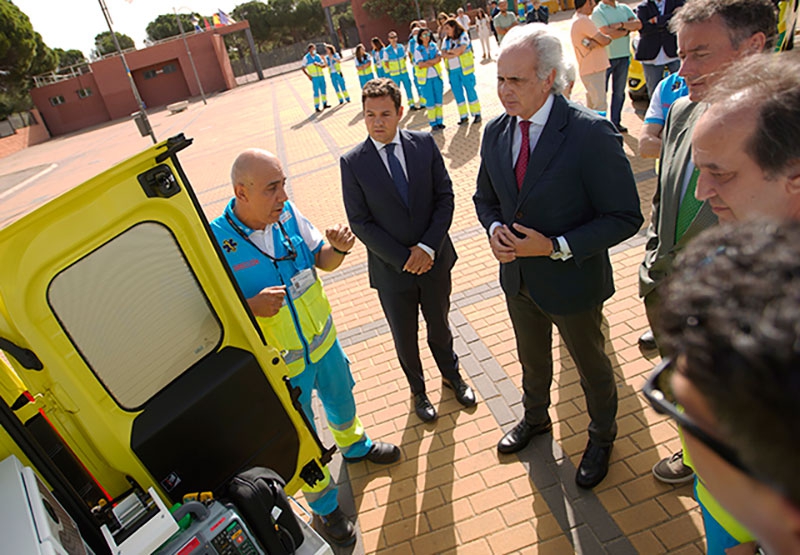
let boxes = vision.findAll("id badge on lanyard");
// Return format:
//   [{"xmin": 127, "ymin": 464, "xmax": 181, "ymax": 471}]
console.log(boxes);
[{"xmin": 288, "ymin": 267, "xmax": 317, "ymax": 300}]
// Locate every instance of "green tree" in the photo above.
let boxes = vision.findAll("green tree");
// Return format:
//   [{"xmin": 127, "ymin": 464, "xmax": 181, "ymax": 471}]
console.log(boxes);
[
  {"xmin": 54, "ymin": 48, "xmax": 87, "ymax": 69},
  {"xmin": 362, "ymin": 0, "xmax": 436, "ymax": 27},
  {"xmin": 146, "ymin": 13, "xmax": 202, "ymax": 42},
  {"xmin": 0, "ymin": 0, "xmax": 37, "ymax": 82},
  {"xmin": 28, "ymin": 32, "xmax": 57, "ymax": 76},
  {"xmin": 231, "ymin": 1, "xmax": 272, "ymax": 45},
  {"xmin": 94, "ymin": 31, "xmax": 135, "ymax": 56}
]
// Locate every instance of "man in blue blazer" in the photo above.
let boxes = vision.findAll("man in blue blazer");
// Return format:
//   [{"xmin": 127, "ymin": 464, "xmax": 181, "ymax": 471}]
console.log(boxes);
[
  {"xmin": 635, "ymin": 0, "xmax": 684, "ymax": 97},
  {"xmin": 341, "ymin": 78, "xmax": 475, "ymax": 423},
  {"xmin": 473, "ymin": 25, "xmax": 643, "ymax": 488}
]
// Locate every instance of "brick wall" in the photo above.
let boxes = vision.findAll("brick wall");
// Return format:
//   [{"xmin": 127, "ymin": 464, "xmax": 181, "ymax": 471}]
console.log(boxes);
[{"xmin": 0, "ymin": 109, "xmax": 50, "ymax": 160}]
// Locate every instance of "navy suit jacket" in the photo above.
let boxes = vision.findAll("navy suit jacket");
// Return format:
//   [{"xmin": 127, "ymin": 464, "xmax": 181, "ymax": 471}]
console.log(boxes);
[
  {"xmin": 341, "ymin": 129, "xmax": 457, "ymax": 292},
  {"xmin": 635, "ymin": 0, "xmax": 683, "ymax": 61},
  {"xmin": 473, "ymin": 95, "xmax": 643, "ymax": 315}
]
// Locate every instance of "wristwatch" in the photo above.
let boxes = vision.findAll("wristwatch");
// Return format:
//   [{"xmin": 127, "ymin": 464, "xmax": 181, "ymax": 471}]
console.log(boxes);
[{"xmin": 550, "ymin": 237, "xmax": 561, "ymax": 258}]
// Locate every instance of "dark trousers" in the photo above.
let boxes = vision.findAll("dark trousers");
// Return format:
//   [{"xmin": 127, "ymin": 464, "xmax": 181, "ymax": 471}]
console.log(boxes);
[
  {"xmin": 378, "ymin": 276, "xmax": 460, "ymax": 395},
  {"xmin": 605, "ymin": 56, "xmax": 630, "ymax": 128},
  {"xmin": 642, "ymin": 59, "xmax": 681, "ymax": 99},
  {"xmin": 507, "ymin": 282, "xmax": 618, "ymax": 446},
  {"xmin": 643, "ymin": 287, "xmax": 669, "ymax": 358}
]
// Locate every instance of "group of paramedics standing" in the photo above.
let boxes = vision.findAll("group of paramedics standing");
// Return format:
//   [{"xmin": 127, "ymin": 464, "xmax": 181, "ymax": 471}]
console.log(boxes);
[{"xmin": 305, "ymin": 17, "xmax": 482, "ymax": 130}]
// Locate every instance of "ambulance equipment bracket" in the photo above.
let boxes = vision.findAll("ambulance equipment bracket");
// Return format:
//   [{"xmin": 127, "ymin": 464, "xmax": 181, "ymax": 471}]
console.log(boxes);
[{"xmin": 0, "ymin": 336, "xmax": 43, "ymax": 370}]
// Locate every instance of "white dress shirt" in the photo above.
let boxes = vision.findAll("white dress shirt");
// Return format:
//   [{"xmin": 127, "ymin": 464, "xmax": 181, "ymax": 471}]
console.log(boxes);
[
  {"xmin": 492, "ymin": 94, "xmax": 573, "ymax": 261},
  {"xmin": 369, "ymin": 131, "xmax": 435, "ymax": 259}
]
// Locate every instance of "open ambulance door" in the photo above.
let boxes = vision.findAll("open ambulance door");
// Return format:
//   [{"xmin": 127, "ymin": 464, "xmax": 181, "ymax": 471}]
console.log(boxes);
[{"xmin": 0, "ymin": 135, "xmax": 332, "ymax": 507}]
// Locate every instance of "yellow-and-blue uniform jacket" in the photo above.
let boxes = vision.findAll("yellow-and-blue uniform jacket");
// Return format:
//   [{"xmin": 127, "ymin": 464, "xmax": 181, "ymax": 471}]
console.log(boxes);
[{"xmin": 210, "ymin": 199, "xmax": 336, "ymax": 377}]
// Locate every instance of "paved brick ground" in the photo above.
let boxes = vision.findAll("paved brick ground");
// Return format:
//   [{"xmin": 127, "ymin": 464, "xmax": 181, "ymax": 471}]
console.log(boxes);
[{"xmin": 0, "ymin": 5, "xmax": 705, "ymax": 553}]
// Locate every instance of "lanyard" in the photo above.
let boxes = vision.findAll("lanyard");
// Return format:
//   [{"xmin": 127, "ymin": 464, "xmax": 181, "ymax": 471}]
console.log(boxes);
[{"xmin": 224, "ymin": 212, "xmax": 298, "ymax": 264}]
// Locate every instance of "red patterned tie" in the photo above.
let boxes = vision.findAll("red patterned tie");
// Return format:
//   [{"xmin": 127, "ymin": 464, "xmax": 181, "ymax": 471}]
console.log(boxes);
[{"xmin": 515, "ymin": 120, "xmax": 531, "ymax": 190}]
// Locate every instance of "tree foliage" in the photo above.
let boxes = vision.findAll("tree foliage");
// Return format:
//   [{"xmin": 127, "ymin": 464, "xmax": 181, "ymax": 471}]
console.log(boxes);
[
  {"xmin": 361, "ymin": 0, "xmax": 438, "ymax": 27},
  {"xmin": 146, "ymin": 13, "xmax": 202, "ymax": 42},
  {"xmin": 94, "ymin": 31, "xmax": 135, "ymax": 56},
  {"xmin": 0, "ymin": 1, "xmax": 59, "ymax": 118},
  {"xmin": 28, "ymin": 32, "xmax": 57, "ymax": 76},
  {"xmin": 0, "ymin": 0, "xmax": 37, "ymax": 82},
  {"xmin": 54, "ymin": 48, "xmax": 87, "ymax": 69},
  {"xmin": 231, "ymin": 0, "xmax": 326, "ymax": 48}
]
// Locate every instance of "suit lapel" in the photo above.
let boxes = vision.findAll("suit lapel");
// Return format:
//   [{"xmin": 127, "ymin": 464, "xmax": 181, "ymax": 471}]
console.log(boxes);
[
  {"xmin": 497, "ymin": 115, "xmax": 518, "ymax": 201},
  {"xmin": 518, "ymin": 96, "xmax": 567, "ymax": 206},
  {"xmin": 664, "ymin": 103, "xmax": 709, "ymax": 246}
]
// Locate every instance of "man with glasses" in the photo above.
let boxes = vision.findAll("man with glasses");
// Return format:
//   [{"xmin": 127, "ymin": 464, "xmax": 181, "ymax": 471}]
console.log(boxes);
[
  {"xmin": 644, "ymin": 221, "xmax": 800, "ymax": 555},
  {"xmin": 210, "ymin": 149, "xmax": 400, "ymax": 547}
]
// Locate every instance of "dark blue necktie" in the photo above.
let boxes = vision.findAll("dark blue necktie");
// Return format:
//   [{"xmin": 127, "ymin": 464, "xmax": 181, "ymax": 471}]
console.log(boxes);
[{"xmin": 384, "ymin": 143, "xmax": 409, "ymax": 206}]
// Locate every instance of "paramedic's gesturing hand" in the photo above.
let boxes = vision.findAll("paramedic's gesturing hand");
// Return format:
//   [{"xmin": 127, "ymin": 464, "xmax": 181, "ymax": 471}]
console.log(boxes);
[{"xmin": 248, "ymin": 286, "xmax": 286, "ymax": 318}]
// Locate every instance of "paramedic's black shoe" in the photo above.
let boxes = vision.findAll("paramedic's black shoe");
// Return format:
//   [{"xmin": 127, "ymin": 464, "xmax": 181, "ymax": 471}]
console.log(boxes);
[
  {"xmin": 414, "ymin": 392, "xmax": 437, "ymax": 422},
  {"xmin": 344, "ymin": 441, "xmax": 400, "ymax": 464},
  {"xmin": 443, "ymin": 377, "xmax": 476, "ymax": 407},
  {"xmin": 313, "ymin": 508, "xmax": 356, "ymax": 546},
  {"xmin": 497, "ymin": 419, "xmax": 552, "ymax": 454},
  {"xmin": 575, "ymin": 440, "xmax": 613, "ymax": 489},
  {"xmin": 638, "ymin": 329, "xmax": 658, "ymax": 351}
]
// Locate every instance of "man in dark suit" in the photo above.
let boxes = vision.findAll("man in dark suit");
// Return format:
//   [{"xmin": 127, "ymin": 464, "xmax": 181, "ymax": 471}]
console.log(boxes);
[
  {"xmin": 341, "ymin": 78, "xmax": 475, "ymax": 423},
  {"xmin": 473, "ymin": 24, "xmax": 643, "ymax": 489},
  {"xmin": 635, "ymin": 0, "xmax": 683, "ymax": 97}
]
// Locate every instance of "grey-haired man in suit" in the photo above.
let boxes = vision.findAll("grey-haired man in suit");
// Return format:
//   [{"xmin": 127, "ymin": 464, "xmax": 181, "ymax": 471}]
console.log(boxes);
[{"xmin": 473, "ymin": 24, "xmax": 642, "ymax": 489}]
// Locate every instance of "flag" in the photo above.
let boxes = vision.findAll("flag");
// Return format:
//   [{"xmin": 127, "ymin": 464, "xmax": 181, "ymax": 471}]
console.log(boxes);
[
  {"xmin": 191, "ymin": 15, "xmax": 202, "ymax": 32},
  {"xmin": 204, "ymin": 17, "xmax": 212, "ymax": 30},
  {"xmin": 218, "ymin": 9, "xmax": 236, "ymax": 24},
  {"xmin": 212, "ymin": 13, "xmax": 222, "ymax": 27}
]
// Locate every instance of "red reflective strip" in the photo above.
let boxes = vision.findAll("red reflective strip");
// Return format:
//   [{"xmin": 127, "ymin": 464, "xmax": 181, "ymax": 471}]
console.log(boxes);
[
  {"xmin": 209, "ymin": 516, "xmax": 227, "ymax": 532},
  {"xmin": 176, "ymin": 536, "xmax": 201, "ymax": 555}
]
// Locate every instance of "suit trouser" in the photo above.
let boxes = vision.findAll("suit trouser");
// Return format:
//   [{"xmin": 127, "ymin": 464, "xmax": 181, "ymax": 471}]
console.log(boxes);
[
  {"xmin": 643, "ymin": 287, "xmax": 668, "ymax": 358},
  {"xmin": 377, "ymin": 276, "xmax": 460, "ymax": 395},
  {"xmin": 507, "ymin": 281, "xmax": 618, "ymax": 447}
]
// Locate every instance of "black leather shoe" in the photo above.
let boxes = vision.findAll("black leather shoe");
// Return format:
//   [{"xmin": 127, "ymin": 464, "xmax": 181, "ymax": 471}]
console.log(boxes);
[
  {"xmin": 312, "ymin": 507, "xmax": 356, "ymax": 546},
  {"xmin": 344, "ymin": 441, "xmax": 401, "ymax": 464},
  {"xmin": 615, "ymin": 123, "xmax": 628, "ymax": 133},
  {"xmin": 443, "ymin": 377, "xmax": 476, "ymax": 407},
  {"xmin": 497, "ymin": 419, "xmax": 552, "ymax": 454},
  {"xmin": 575, "ymin": 440, "xmax": 613, "ymax": 489},
  {"xmin": 638, "ymin": 329, "xmax": 658, "ymax": 351},
  {"xmin": 414, "ymin": 392, "xmax": 437, "ymax": 422}
]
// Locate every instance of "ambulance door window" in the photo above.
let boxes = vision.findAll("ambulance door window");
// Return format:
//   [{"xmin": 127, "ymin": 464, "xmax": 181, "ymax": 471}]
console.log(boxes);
[{"xmin": 47, "ymin": 222, "xmax": 222, "ymax": 409}]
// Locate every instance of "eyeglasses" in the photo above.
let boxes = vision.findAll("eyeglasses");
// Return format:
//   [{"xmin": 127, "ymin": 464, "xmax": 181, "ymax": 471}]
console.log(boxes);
[
  {"xmin": 388, "ymin": 35, "xmax": 397, "ymax": 39},
  {"xmin": 643, "ymin": 358, "xmax": 754, "ymax": 477}
]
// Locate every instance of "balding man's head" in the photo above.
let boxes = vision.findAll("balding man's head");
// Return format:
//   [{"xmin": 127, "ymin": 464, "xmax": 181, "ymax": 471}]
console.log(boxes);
[
  {"xmin": 692, "ymin": 53, "xmax": 800, "ymax": 222},
  {"xmin": 230, "ymin": 149, "xmax": 288, "ymax": 229}
]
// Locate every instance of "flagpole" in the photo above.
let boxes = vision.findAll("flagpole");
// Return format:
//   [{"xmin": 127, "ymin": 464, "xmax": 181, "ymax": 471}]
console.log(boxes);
[
  {"xmin": 174, "ymin": 8, "xmax": 208, "ymax": 105},
  {"xmin": 97, "ymin": 0, "xmax": 157, "ymax": 144}
]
